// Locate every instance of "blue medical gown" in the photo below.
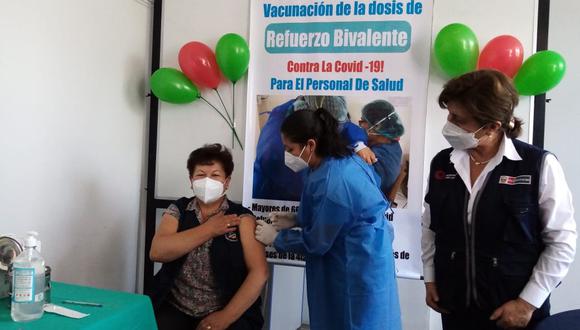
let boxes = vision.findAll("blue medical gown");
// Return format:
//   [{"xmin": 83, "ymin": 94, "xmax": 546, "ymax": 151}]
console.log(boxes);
[
  {"xmin": 273, "ymin": 156, "xmax": 402, "ymax": 330},
  {"xmin": 341, "ymin": 124, "xmax": 403, "ymax": 198},
  {"xmin": 372, "ymin": 141, "xmax": 402, "ymax": 198},
  {"xmin": 340, "ymin": 120, "xmax": 368, "ymax": 144},
  {"xmin": 253, "ymin": 99, "xmax": 303, "ymax": 201}
]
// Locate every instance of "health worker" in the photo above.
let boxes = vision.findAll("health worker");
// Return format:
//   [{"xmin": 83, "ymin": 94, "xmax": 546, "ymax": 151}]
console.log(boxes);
[{"xmin": 255, "ymin": 107, "xmax": 402, "ymax": 330}]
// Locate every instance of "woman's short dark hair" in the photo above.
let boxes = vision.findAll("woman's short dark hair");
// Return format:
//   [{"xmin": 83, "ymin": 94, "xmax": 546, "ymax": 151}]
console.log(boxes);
[
  {"xmin": 187, "ymin": 143, "xmax": 234, "ymax": 177},
  {"xmin": 438, "ymin": 69, "xmax": 523, "ymax": 139},
  {"xmin": 281, "ymin": 108, "xmax": 350, "ymax": 158}
]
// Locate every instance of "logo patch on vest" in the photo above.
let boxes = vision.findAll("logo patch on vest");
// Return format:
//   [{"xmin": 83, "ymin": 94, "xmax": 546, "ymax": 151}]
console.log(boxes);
[
  {"xmin": 499, "ymin": 175, "xmax": 532, "ymax": 185},
  {"xmin": 435, "ymin": 170, "xmax": 457, "ymax": 180},
  {"xmin": 225, "ymin": 231, "xmax": 239, "ymax": 242}
]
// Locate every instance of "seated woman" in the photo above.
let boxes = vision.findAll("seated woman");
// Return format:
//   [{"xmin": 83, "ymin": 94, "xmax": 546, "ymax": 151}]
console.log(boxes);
[{"xmin": 148, "ymin": 144, "xmax": 268, "ymax": 330}]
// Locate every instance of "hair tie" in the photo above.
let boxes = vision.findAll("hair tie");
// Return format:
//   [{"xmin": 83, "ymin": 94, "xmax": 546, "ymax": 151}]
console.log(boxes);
[
  {"xmin": 315, "ymin": 96, "xmax": 326, "ymax": 109},
  {"xmin": 508, "ymin": 117, "xmax": 515, "ymax": 129}
]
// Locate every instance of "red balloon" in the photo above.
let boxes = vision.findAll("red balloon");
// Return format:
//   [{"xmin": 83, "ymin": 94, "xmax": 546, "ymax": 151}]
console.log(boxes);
[
  {"xmin": 477, "ymin": 35, "xmax": 524, "ymax": 78},
  {"xmin": 178, "ymin": 41, "xmax": 221, "ymax": 89}
]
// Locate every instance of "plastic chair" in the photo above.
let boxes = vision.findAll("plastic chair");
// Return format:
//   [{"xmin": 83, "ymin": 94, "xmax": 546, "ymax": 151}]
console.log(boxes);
[{"xmin": 534, "ymin": 309, "xmax": 580, "ymax": 330}]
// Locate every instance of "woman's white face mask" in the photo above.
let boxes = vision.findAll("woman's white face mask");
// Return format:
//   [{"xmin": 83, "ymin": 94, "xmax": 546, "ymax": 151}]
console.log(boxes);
[
  {"xmin": 284, "ymin": 145, "xmax": 312, "ymax": 172},
  {"xmin": 442, "ymin": 121, "xmax": 486, "ymax": 150},
  {"xmin": 192, "ymin": 177, "xmax": 225, "ymax": 204}
]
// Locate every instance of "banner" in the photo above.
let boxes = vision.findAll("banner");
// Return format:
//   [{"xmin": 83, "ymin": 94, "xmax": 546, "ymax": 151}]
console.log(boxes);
[{"xmin": 243, "ymin": 0, "xmax": 433, "ymax": 279}]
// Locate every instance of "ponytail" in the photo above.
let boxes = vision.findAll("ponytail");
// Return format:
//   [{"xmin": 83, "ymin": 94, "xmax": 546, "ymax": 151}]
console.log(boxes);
[{"xmin": 281, "ymin": 108, "xmax": 350, "ymax": 158}]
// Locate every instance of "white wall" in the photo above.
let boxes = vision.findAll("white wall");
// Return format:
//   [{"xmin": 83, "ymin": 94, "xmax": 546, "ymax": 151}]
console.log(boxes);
[
  {"xmin": 424, "ymin": 0, "xmax": 537, "ymax": 169},
  {"xmin": 544, "ymin": 0, "xmax": 580, "ymax": 314},
  {"xmin": 0, "ymin": 1, "xmax": 151, "ymax": 292},
  {"xmin": 156, "ymin": 0, "xmax": 251, "ymax": 201}
]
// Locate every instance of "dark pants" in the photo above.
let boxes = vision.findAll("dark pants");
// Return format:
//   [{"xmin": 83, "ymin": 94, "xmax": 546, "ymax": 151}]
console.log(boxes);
[
  {"xmin": 156, "ymin": 301, "xmax": 202, "ymax": 330},
  {"xmin": 155, "ymin": 301, "xmax": 257, "ymax": 330},
  {"xmin": 442, "ymin": 302, "xmax": 550, "ymax": 330}
]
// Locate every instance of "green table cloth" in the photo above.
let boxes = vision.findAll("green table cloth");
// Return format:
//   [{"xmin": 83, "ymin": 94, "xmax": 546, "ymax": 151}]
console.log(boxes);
[{"xmin": 0, "ymin": 282, "xmax": 157, "ymax": 329}]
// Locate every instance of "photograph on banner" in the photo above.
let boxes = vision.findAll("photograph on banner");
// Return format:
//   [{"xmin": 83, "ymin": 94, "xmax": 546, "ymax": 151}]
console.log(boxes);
[{"xmin": 254, "ymin": 94, "xmax": 412, "ymax": 209}]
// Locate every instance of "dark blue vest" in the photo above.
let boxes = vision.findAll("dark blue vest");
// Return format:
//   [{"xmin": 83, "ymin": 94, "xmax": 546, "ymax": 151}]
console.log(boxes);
[
  {"xmin": 147, "ymin": 198, "xmax": 263, "ymax": 329},
  {"xmin": 426, "ymin": 139, "xmax": 550, "ymax": 317}
]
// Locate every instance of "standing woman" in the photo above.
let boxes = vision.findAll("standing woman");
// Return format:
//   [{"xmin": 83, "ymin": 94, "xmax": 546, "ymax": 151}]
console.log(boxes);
[
  {"xmin": 422, "ymin": 70, "xmax": 576, "ymax": 329},
  {"xmin": 255, "ymin": 108, "xmax": 402, "ymax": 330}
]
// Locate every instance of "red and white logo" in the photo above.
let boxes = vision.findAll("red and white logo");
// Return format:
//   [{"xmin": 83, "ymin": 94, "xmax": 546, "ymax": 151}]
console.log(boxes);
[
  {"xmin": 499, "ymin": 175, "xmax": 532, "ymax": 185},
  {"xmin": 435, "ymin": 170, "xmax": 456, "ymax": 180}
]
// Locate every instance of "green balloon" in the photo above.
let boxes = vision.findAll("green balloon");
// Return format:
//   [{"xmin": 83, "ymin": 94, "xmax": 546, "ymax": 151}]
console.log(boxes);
[
  {"xmin": 434, "ymin": 23, "xmax": 479, "ymax": 77},
  {"xmin": 514, "ymin": 50, "xmax": 566, "ymax": 96},
  {"xmin": 215, "ymin": 33, "xmax": 250, "ymax": 83},
  {"xmin": 150, "ymin": 68, "xmax": 200, "ymax": 104}
]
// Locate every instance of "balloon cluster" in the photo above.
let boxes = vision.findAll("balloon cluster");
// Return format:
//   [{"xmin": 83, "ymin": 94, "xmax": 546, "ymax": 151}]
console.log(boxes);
[
  {"xmin": 150, "ymin": 33, "xmax": 250, "ymax": 149},
  {"xmin": 434, "ymin": 23, "xmax": 566, "ymax": 96}
]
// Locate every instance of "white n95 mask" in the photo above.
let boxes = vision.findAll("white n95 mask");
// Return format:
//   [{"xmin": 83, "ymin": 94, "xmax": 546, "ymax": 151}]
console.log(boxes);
[
  {"xmin": 192, "ymin": 177, "xmax": 225, "ymax": 204},
  {"xmin": 442, "ymin": 121, "xmax": 485, "ymax": 150},
  {"xmin": 284, "ymin": 146, "xmax": 311, "ymax": 172}
]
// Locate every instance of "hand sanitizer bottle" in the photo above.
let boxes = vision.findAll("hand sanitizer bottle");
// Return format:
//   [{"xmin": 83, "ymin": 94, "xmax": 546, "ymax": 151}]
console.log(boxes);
[{"xmin": 11, "ymin": 231, "xmax": 45, "ymax": 322}]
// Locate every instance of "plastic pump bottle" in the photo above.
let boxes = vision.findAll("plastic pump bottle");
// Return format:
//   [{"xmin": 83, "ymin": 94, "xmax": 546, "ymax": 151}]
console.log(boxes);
[{"xmin": 11, "ymin": 231, "xmax": 45, "ymax": 322}]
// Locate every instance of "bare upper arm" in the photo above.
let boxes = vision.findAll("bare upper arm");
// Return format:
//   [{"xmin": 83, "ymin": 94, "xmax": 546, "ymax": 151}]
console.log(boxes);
[
  {"xmin": 154, "ymin": 213, "xmax": 179, "ymax": 238},
  {"xmin": 238, "ymin": 215, "xmax": 268, "ymax": 273},
  {"xmin": 149, "ymin": 213, "xmax": 180, "ymax": 261}
]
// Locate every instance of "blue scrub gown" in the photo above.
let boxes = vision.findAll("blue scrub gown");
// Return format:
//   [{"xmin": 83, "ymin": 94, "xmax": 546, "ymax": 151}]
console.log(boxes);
[
  {"xmin": 340, "ymin": 120, "xmax": 368, "ymax": 144},
  {"xmin": 341, "ymin": 124, "xmax": 403, "ymax": 198},
  {"xmin": 274, "ymin": 155, "xmax": 402, "ymax": 330},
  {"xmin": 371, "ymin": 141, "xmax": 402, "ymax": 198},
  {"xmin": 253, "ymin": 99, "xmax": 303, "ymax": 201}
]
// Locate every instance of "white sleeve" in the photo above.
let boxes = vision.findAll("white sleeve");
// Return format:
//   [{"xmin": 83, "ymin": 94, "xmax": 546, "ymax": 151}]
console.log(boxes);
[
  {"xmin": 422, "ymin": 200, "xmax": 436, "ymax": 282},
  {"xmin": 519, "ymin": 154, "xmax": 577, "ymax": 308}
]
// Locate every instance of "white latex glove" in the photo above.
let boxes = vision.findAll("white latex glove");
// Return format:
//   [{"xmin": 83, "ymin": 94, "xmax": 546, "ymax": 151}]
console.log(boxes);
[
  {"xmin": 255, "ymin": 220, "xmax": 279, "ymax": 245},
  {"xmin": 270, "ymin": 212, "xmax": 297, "ymax": 230}
]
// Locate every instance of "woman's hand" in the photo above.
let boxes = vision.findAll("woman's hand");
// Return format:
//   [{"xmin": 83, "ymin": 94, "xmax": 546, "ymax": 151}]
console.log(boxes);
[
  {"xmin": 197, "ymin": 310, "xmax": 233, "ymax": 330},
  {"xmin": 356, "ymin": 147, "xmax": 377, "ymax": 164},
  {"xmin": 203, "ymin": 212, "xmax": 241, "ymax": 237},
  {"xmin": 490, "ymin": 298, "xmax": 535, "ymax": 329},
  {"xmin": 255, "ymin": 220, "xmax": 279, "ymax": 245},
  {"xmin": 270, "ymin": 212, "xmax": 297, "ymax": 230},
  {"xmin": 425, "ymin": 282, "xmax": 449, "ymax": 314}
]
